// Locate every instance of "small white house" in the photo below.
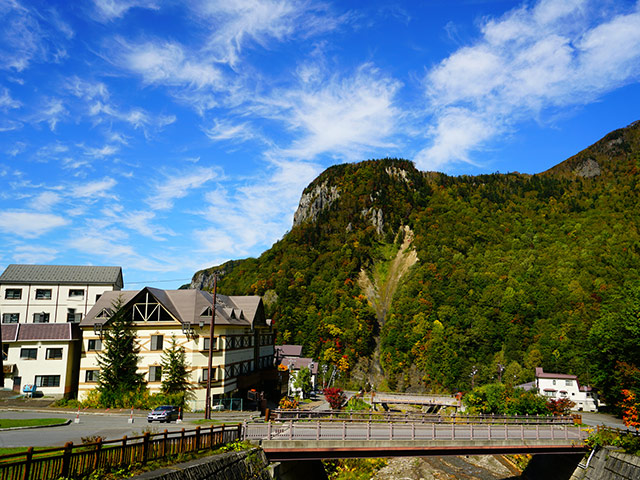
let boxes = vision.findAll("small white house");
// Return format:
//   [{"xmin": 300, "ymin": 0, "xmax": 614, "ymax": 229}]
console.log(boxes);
[
  {"xmin": 274, "ymin": 346, "xmax": 318, "ymax": 398},
  {"xmin": 535, "ymin": 367, "xmax": 599, "ymax": 412}
]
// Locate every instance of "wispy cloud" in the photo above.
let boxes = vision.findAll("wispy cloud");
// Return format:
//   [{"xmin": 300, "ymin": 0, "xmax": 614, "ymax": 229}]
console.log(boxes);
[
  {"xmin": 82, "ymin": 144, "xmax": 119, "ymax": 158},
  {"xmin": 32, "ymin": 98, "xmax": 67, "ymax": 131},
  {"xmin": 417, "ymin": 0, "xmax": 640, "ymax": 171},
  {"xmin": 196, "ymin": 158, "xmax": 320, "ymax": 257},
  {"xmin": 13, "ymin": 245, "xmax": 59, "ymax": 264},
  {"xmin": 91, "ymin": 0, "xmax": 159, "ymax": 22},
  {"xmin": 28, "ymin": 191, "xmax": 62, "ymax": 211},
  {"xmin": 70, "ymin": 177, "xmax": 118, "ymax": 199},
  {"xmin": 264, "ymin": 63, "xmax": 401, "ymax": 161},
  {"xmin": 204, "ymin": 119, "xmax": 256, "ymax": 143},
  {"xmin": 0, "ymin": 0, "xmax": 72, "ymax": 71},
  {"xmin": 0, "ymin": 211, "xmax": 69, "ymax": 238},
  {"xmin": 0, "ymin": 87, "xmax": 21, "ymax": 110},
  {"xmin": 146, "ymin": 167, "xmax": 218, "ymax": 210}
]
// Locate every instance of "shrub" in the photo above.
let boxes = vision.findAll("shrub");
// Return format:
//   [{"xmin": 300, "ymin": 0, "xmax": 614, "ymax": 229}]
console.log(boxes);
[
  {"xmin": 546, "ymin": 398, "xmax": 575, "ymax": 415},
  {"xmin": 323, "ymin": 387, "xmax": 346, "ymax": 410}
]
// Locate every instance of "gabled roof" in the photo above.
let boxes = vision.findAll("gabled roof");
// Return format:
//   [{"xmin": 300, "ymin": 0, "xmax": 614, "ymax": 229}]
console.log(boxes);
[
  {"xmin": 2, "ymin": 323, "xmax": 79, "ymax": 342},
  {"xmin": 0, "ymin": 264, "xmax": 123, "ymax": 288},
  {"xmin": 275, "ymin": 345, "xmax": 303, "ymax": 357},
  {"xmin": 535, "ymin": 367, "xmax": 578, "ymax": 380},
  {"xmin": 281, "ymin": 357, "xmax": 318, "ymax": 374},
  {"xmin": 80, "ymin": 287, "xmax": 267, "ymax": 329}
]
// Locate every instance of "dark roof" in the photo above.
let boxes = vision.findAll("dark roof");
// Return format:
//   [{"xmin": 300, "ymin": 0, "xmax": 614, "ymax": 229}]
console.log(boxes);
[
  {"xmin": 280, "ymin": 357, "xmax": 318, "ymax": 374},
  {"xmin": 275, "ymin": 345, "xmax": 303, "ymax": 357},
  {"xmin": 1, "ymin": 323, "xmax": 79, "ymax": 342},
  {"xmin": 80, "ymin": 287, "xmax": 267, "ymax": 329},
  {"xmin": 0, "ymin": 264, "xmax": 123, "ymax": 288},
  {"xmin": 535, "ymin": 367, "xmax": 577, "ymax": 380}
]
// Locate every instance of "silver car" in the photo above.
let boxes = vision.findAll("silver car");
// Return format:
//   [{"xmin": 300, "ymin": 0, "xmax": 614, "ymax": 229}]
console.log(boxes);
[{"xmin": 147, "ymin": 405, "xmax": 180, "ymax": 423}]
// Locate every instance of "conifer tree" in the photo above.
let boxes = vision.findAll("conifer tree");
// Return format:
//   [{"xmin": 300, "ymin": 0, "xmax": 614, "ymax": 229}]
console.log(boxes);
[
  {"xmin": 97, "ymin": 297, "xmax": 146, "ymax": 407},
  {"xmin": 160, "ymin": 334, "xmax": 192, "ymax": 406}
]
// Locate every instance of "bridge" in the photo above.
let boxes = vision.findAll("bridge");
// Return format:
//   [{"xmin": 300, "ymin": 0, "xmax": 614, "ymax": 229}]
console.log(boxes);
[{"xmin": 244, "ymin": 413, "xmax": 588, "ymax": 461}]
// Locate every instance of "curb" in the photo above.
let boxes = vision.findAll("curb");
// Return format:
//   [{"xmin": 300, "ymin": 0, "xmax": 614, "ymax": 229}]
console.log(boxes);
[{"xmin": 0, "ymin": 419, "xmax": 72, "ymax": 431}]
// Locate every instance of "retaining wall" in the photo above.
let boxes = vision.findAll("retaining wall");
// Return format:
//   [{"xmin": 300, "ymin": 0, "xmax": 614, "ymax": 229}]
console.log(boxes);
[{"xmin": 570, "ymin": 447, "xmax": 640, "ymax": 480}]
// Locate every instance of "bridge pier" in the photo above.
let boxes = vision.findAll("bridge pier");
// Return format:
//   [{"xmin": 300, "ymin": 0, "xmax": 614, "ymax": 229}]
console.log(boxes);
[{"xmin": 271, "ymin": 460, "xmax": 328, "ymax": 480}]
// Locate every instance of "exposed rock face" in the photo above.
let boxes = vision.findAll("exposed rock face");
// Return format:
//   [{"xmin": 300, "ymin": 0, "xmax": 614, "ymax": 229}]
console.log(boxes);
[
  {"xmin": 361, "ymin": 207, "xmax": 384, "ymax": 235},
  {"xmin": 190, "ymin": 271, "xmax": 211, "ymax": 290},
  {"xmin": 293, "ymin": 181, "xmax": 340, "ymax": 227},
  {"xmin": 573, "ymin": 158, "xmax": 601, "ymax": 178}
]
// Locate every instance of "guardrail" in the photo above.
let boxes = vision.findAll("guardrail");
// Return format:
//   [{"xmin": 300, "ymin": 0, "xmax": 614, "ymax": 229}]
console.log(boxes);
[
  {"xmin": 270, "ymin": 409, "xmax": 577, "ymax": 425},
  {"xmin": 245, "ymin": 420, "xmax": 587, "ymax": 443},
  {"xmin": 0, "ymin": 424, "xmax": 241, "ymax": 480}
]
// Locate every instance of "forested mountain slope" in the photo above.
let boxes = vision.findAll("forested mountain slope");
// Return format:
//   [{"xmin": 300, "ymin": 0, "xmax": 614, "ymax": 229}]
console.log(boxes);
[{"xmin": 191, "ymin": 120, "xmax": 640, "ymax": 407}]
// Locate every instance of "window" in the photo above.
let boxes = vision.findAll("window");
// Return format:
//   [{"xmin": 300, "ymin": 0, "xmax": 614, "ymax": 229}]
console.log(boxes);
[
  {"xmin": 201, "ymin": 367, "xmax": 216, "ymax": 382},
  {"xmin": 46, "ymin": 348, "xmax": 63, "ymax": 360},
  {"xmin": 20, "ymin": 348, "xmax": 37, "ymax": 360},
  {"xmin": 35, "ymin": 289, "xmax": 52, "ymax": 300},
  {"xmin": 2, "ymin": 313, "xmax": 19, "ymax": 323},
  {"xmin": 67, "ymin": 309, "xmax": 81, "ymax": 323},
  {"xmin": 33, "ymin": 313, "xmax": 50, "ymax": 323},
  {"xmin": 552, "ymin": 379, "xmax": 557, "ymax": 385},
  {"xmin": 35, "ymin": 375, "xmax": 60, "ymax": 387},
  {"xmin": 565, "ymin": 380, "xmax": 573, "ymax": 386},
  {"xmin": 96, "ymin": 294, "xmax": 102, "ymax": 302},
  {"xmin": 149, "ymin": 366, "xmax": 162, "ymax": 382},
  {"xmin": 85, "ymin": 370, "xmax": 99, "ymax": 383},
  {"xmin": 150, "ymin": 335, "xmax": 163, "ymax": 351},
  {"xmin": 203, "ymin": 337, "xmax": 218, "ymax": 351},
  {"xmin": 68, "ymin": 289, "xmax": 84, "ymax": 298},
  {"xmin": 87, "ymin": 339, "xmax": 102, "ymax": 351},
  {"xmin": 5, "ymin": 289, "xmax": 21, "ymax": 300}
]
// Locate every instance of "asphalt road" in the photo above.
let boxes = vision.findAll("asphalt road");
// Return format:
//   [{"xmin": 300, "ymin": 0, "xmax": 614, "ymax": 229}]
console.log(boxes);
[{"xmin": 0, "ymin": 409, "xmax": 250, "ymax": 448}]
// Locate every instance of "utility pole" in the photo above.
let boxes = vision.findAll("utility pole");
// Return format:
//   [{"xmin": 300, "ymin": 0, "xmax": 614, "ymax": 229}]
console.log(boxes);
[
  {"xmin": 204, "ymin": 273, "xmax": 218, "ymax": 420},
  {"xmin": 0, "ymin": 319, "xmax": 4, "ymax": 388}
]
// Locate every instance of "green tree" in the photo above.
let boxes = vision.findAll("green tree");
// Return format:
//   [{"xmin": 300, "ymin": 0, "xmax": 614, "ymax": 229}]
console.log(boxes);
[
  {"xmin": 97, "ymin": 297, "xmax": 146, "ymax": 407},
  {"xmin": 293, "ymin": 367, "xmax": 313, "ymax": 398},
  {"xmin": 160, "ymin": 334, "xmax": 192, "ymax": 406}
]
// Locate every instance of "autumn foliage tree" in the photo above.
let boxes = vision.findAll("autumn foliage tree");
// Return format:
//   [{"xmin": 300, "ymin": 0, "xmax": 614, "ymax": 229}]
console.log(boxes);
[
  {"xmin": 324, "ymin": 387, "xmax": 346, "ymax": 409},
  {"xmin": 546, "ymin": 398, "xmax": 575, "ymax": 416},
  {"xmin": 621, "ymin": 389, "xmax": 640, "ymax": 429}
]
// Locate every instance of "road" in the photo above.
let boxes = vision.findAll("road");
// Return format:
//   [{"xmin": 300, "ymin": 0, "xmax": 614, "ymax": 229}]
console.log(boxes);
[{"xmin": 0, "ymin": 409, "xmax": 251, "ymax": 448}]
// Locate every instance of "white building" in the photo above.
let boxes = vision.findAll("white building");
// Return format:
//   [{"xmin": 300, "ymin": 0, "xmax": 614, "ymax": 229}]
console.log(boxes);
[
  {"xmin": 0, "ymin": 265, "xmax": 123, "ymax": 325},
  {"xmin": 535, "ymin": 367, "xmax": 599, "ymax": 412},
  {"xmin": 2, "ymin": 323, "xmax": 81, "ymax": 396},
  {"xmin": 78, "ymin": 287, "xmax": 276, "ymax": 411},
  {"xmin": 275, "ymin": 345, "xmax": 318, "ymax": 398},
  {"xmin": 0, "ymin": 264, "xmax": 123, "ymax": 397}
]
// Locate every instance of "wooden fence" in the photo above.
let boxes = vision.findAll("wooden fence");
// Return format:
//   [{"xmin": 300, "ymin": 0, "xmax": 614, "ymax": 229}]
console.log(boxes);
[
  {"xmin": 0, "ymin": 424, "xmax": 241, "ymax": 480},
  {"xmin": 270, "ymin": 409, "xmax": 577, "ymax": 425}
]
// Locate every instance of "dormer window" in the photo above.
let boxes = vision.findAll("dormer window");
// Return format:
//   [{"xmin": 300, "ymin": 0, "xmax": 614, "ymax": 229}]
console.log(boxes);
[
  {"xmin": 201, "ymin": 307, "xmax": 212, "ymax": 317},
  {"xmin": 96, "ymin": 308, "xmax": 113, "ymax": 319}
]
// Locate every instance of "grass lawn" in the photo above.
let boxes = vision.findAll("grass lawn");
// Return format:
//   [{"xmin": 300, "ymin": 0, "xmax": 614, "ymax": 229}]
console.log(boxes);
[{"xmin": 0, "ymin": 418, "xmax": 67, "ymax": 429}]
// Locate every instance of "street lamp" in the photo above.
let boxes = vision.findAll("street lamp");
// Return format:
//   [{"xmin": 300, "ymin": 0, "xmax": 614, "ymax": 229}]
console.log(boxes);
[{"xmin": 470, "ymin": 365, "xmax": 478, "ymax": 388}]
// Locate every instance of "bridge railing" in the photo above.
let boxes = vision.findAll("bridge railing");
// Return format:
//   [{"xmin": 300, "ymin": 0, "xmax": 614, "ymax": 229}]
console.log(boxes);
[
  {"xmin": 270, "ymin": 409, "xmax": 576, "ymax": 425},
  {"xmin": 0, "ymin": 424, "xmax": 241, "ymax": 480},
  {"xmin": 245, "ymin": 420, "xmax": 587, "ymax": 443}
]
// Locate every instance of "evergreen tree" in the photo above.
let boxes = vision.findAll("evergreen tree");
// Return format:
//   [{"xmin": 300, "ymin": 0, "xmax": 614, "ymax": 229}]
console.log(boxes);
[
  {"xmin": 97, "ymin": 297, "xmax": 146, "ymax": 407},
  {"xmin": 160, "ymin": 334, "xmax": 192, "ymax": 406},
  {"xmin": 293, "ymin": 367, "xmax": 313, "ymax": 398}
]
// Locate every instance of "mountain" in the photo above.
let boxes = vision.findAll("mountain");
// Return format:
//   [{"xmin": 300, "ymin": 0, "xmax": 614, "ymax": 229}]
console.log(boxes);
[{"xmin": 190, "ymin": 121, "xmax": 640, "ymax": 405}]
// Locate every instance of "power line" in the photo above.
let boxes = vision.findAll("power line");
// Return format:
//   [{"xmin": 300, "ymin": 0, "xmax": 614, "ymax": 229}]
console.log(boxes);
[{"xmin": 125, "ymin": 278, "xmax": 192, "ymax": 285}]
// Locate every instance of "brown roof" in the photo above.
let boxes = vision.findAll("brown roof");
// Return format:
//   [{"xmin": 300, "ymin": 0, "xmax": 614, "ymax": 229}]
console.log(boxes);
[
  {"xmin": 281, "ymin": 357, "xmax": 318, "ymax": 374},
  {"xmin": 80, "ymin": 287, "xmax": 267, "ymax": 329},
  {"xmin": 2, "ymin": 323, "xmax": 79, "ymax": 342},
  {"xmin": 535, "ymin": 367, "xmax": 577, "ymax": 380},
  {"xmin": 275, "ymin": 345, "xmax": 303, "ymax": 357}
]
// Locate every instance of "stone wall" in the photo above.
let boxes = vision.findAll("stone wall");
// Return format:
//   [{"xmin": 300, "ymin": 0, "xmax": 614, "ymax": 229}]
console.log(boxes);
[
  {"xmin": 132, "ymin": 448, "xmax": 273, "ymax": 480},
  {"xmin": 570, "ymin": 447, "xmax": 640, "ymax": 480}
]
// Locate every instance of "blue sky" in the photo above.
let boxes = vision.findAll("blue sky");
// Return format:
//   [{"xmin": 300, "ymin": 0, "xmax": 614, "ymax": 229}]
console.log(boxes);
[{"xmin": 1, "ymin": 0, "xmax": 640, "ymax": 289}]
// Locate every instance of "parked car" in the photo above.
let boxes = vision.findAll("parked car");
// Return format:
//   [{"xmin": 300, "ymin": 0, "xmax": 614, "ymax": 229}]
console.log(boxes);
[
  {"xmin": 211, "ymin": 403, "xmax": 224, "ymax": 411},
  {"xmin": 147, "ymin": 405, "xmax": 180, "ymax": 423}
]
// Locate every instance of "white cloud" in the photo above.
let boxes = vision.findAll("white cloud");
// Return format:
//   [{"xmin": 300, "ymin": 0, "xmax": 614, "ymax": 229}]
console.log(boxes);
[
  {"xmin": 32, "ymin": 98, "xmax": 67, "ymax": 131},
  {"xmin": 0, "ymin": 87, "xmax": 21, "ymax": 110},
  {"xmin": 66, "ymin": 76, "xmax": 109, "ymax": 101},
  {"xmin": 418, "ymin": 0, "xmax": 640, "ymax": 171},
  {"xmin": 195, "ymin": 159, "xmax": 320, "ymax": 257},
  {"xmin": 101, "ymin": 207, "xmax": 175, "ymax": 240},
  {"xmin": 89, "ymin": 101, "xmax": 176, "ymax": 134},
  {"xmin": 0, "ymin": 0, "xmax": 73, "ymax": 71},
  {"xmin": 0, "ymin": 211, "xmax": 69, "ymax": 238},
  {"xmin": 146, "ymin": 167, "xmax": 218, "ymax": 210},
  {"xmin": 195, "ymin": 0, "xmax": 340, "ymax": 67},
  {"xmin": 91, "ymin": 0, "xmax": 159, "ymax": 22},
  {"xmin": 70, "ymin": 177, "xmax": 118, "ymax": 199},
  {"xmin": 264, "ymin": 63, "xmax": 401, "ymax": 161},
  {"xmin": 13, "ymin": 244, "xmax": 59, "ymax": 264},
  {"xmin": 82, "ymin": 144, "xmax": 119, "ymax": 158},
  {"xmin": 204, "ymin": 119, "xmax": 255, "ymax": 143},
  {"xmin": 28, "ymin": 191, "xmax": 62, "ymax": 211}
]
